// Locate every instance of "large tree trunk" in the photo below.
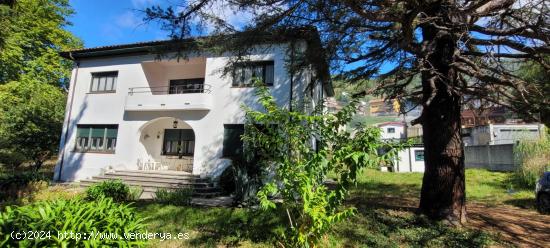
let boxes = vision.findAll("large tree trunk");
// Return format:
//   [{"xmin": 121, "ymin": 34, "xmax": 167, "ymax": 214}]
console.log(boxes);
[{"xmin": 418, "ymin": 4, "xmax": 466, "ymax": 224}]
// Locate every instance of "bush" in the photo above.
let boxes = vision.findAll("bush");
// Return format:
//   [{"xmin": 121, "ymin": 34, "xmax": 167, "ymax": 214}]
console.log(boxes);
[
  {"xmin": 0, "ymin": 149, "xmax": 27, "ymax": 171},
  {"xmin": 0, "ymin": 197, "xmax": 147, "ymax": 247},
  {"xmin": 85, "ymin": 180, "xmax": 130, "ymax": 202},
  {"xmin": 514, "ymin": 137, "xmax": 550, "ymax": 188},
  {"xmin": 154, "ymin": 188, "xmax": 193, "ymax": 205},
  {"xmin": 0, "ymin": 171, "xmax": 48, "ymax": 204}
]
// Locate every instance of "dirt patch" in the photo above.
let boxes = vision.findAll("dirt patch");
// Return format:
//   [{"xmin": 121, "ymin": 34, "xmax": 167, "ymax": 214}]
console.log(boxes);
[
  {"xmin": 361, "ymin": 196, "xmax": 550, "ymax": 248},
  {"xmin": 467, "ymin": 203, "xmax": 550, "ymax": 248}
]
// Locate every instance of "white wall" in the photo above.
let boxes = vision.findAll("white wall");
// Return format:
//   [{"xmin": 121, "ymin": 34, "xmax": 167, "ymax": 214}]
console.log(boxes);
[
  {"xmin": 393, "ymin": 147, "xmax": 425, "ymax": 172},
  {"xmin": 466, "ymin": 124, "xmax": 545, "ymax": 146},
  {"xmin": 379, "ymin": 124, "xmax": 405, "ymax": 140},
  {"xmin": 54, "ymin": 44, "xmax": 315, "ymax": 181}
]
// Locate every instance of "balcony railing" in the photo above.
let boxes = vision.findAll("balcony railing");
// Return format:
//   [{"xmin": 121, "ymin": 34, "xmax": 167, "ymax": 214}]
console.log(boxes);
[{"xmin": 128, "ymin": 84, "xmax": 212, "ymax": 95}]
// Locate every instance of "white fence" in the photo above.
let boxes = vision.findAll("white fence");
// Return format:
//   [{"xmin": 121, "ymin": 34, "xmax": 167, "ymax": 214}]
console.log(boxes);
[{"xmin": 464, "ymin": 144, "xmax": 515, "ymax": 171}]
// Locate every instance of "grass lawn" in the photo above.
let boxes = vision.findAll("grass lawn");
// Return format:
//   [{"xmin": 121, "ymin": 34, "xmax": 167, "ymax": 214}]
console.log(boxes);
[
  {"xmin": 1, "ymin": 164, "xmax": 538, "ymax": 247},
  {"xmin": 133, "ymin": 168, "xmax": 533, "ymax": 247},
  {"xmin": 350, "ymin": 169, "xmax": 534, "ymax": 208}
]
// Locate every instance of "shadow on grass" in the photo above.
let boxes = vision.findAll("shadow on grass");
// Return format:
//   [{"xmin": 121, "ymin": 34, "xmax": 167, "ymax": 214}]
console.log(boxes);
[
  {"xmin": 503, "ymin": 198, "xmax": 536, "ymax": 209},
  {"xmin": 133, "ymin": 201, "xmax": 285, "ymax": 246}
]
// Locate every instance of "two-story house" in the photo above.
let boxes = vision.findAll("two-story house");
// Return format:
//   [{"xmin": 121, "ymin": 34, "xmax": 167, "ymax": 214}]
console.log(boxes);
[{"xmin": 54, "ymin": 30, "xmax": 333, "ymax": 182}]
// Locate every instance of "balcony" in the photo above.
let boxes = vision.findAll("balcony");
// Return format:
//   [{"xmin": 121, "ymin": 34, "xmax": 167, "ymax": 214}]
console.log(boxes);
[{"xmin": 124, "ymin": 84, "xmax": 213, "ymax": 111}]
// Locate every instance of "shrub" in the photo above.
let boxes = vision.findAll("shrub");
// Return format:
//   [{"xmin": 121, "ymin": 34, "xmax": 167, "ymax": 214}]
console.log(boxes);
[
  {"xmin": 244, "ymin": 85, "xmax": 401, "ymax": 246},
  {"xmin": 514, "ymin": 137, "xmax": 550, "ymax": 188},
  {"xmin": 154, "ymin": 188, "xmax": 193, "ymax": 205},
  {"xmin": 85, "ymin": 180, "xmax": 130, "ymax": 202},
  {"xmin": 0, "ymin": 149, "xmax": 27, "ymax": 171},
  {"xmin": 0, "ymin": 197, "xmax": 146, "ymax": 247},
  {"xmin": 0, "ymin": 171, "xmax": 48, "ymax": 204}
]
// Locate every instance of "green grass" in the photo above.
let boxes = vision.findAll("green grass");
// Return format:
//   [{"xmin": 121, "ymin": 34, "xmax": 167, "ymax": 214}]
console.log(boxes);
[
  {"xmin": 132, "ymin": 168, "xmax": 521, "ymax": 247},
  {"xmin": 345, "ymin": 169, "xmax": 535, "ymax": 208},
  {"xmin": 2, "ymin": 167, "xmax": 523, "ymax": 247}
]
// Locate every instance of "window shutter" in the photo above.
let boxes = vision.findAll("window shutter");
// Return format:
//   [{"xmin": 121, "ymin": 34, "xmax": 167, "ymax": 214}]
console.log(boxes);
[
  {"xmin": 164, "ymin": 129, "xmax": 180, "ymax": 141},
  {"xmin": 223, "ymin": 125, "xmax": 244, "ymax": 158},
  {"xmin": 180, "ymin": 129, "xmax": 195, "ymax": 140},
  {"xmin": 105, "ymin": 126, "xmax": 118, "ymax": 138},
  {"xmin": 90, "ymin": 127, "xmax": 105, "ymax": 138},
  {"xmin": 265, "ymin": 63, "xmax": 274, "ymax": 85},
  {"xmin": 77, "ymin": 126, "xmax": 90, "ymax": 137}
]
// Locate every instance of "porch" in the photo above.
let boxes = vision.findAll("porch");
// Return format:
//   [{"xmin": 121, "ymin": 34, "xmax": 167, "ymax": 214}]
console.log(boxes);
[{"xmin": 136, "ymin": 117, "xmax": 197, "ymax": 173}]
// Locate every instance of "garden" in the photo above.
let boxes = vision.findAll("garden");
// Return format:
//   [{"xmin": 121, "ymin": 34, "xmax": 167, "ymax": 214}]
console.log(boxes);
[
  {"xmin": 1, "ymin": 162, "xmax": 545, "ymax": 247},
  {"xmin": 1, "ymin": 87, "xmax": 549, "ymax": 247}
]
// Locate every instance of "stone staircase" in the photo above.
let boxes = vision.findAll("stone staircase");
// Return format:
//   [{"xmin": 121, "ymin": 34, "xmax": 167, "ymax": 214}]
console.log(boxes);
[{"xmin": 80, "ymin": 170, "xmax": 222, "ymax": 199}]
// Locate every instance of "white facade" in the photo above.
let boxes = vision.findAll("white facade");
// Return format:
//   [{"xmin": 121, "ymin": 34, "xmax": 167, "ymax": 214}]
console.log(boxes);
[
  {"xmin": 378, "ymin": 122, "xmax": 406, "ymax": 140},
  {"xmin": 463, "ymin": 124, "xmax": 545, "ymax": 146},
  {"xmin": 54, "ymin": 40, "xmax": 329, "ymax": 181},
  {"xmin": 393, "ymin": 146, "xmax": 425, "ymax": 173}
]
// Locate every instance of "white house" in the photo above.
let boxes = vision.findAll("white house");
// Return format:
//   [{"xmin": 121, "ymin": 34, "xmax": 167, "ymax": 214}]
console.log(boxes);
[
  {"xmin": 462, "ymin": 123, "xmax": 545, "ymax": 146},
  {"xmin": 378, "ymin": 122, "xmax": 406, "ymax": 140},
  {"xmin": 378, "ymin": 121, "xmax": 425, "ymax": 172},
  {"xmin": 54, "ymin": 30, "xmax": 333, "ymax": 182}
]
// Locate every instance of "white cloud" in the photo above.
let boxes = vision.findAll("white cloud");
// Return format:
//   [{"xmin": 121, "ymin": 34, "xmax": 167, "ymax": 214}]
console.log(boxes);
[{"xmin": 115, "ymin": 11, "xmax": 143, "ymax": 29}]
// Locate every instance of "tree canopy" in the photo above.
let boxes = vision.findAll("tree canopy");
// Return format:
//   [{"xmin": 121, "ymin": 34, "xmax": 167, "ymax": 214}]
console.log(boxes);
[
  {"xmin": 0, "ymin": 0, "xmax": 81, "ymax": 169},
  {"xmin": 145, "ymin": 0, "xmax": 549, "ymax": 224},
  {"xmin": 0, "ymin": 0, "xmax": 81, "ymax": 87}
]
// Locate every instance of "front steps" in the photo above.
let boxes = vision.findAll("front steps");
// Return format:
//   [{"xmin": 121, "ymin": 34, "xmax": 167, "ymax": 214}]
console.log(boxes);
[{"xmin": 80, "ymin": 170, "xmax": 222, "ymax": 199}]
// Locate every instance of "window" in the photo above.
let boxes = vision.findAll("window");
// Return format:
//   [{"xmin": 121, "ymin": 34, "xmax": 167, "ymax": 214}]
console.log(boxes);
[
  {"xmin": 162, "ymin": 129, "xmax": 195, "ymax": 156},
  {"xmin": 222, "ymin": 124, "xmax": 244, "ymax": 158},
  {"xmin": 169, "ymin": 78, "xmax": 205, "ymax": 94},
  {"xmin": 387, "ymin": 127, "xmax": 395, "ymax": 133},
  {"xmin": 90, "ymin": 71, "xmax": 118, "ymax": 93},
  {"xmin": 414, "ymin": 150, "xmax": 424, "ymax": 161},
  {"xmin": 75, "ymin": 125, "xmax": 118, "ymax": 153},
  {"xmin": 232, "ymin": 61, "xmax": 274, "ymax": 87}
]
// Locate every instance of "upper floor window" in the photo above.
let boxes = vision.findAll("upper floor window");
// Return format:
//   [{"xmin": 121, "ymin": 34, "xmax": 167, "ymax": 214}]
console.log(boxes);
[
  {"xmin": 90, "ymin": 71, "xmax": 118, "ymax": 93},
  {"xmin": 75, "ymin": 125, "xmax": 118, "ymax": 153},
  {"xmin": 232, "ymin": 61, "xmax": 274, "ymax": 87}
]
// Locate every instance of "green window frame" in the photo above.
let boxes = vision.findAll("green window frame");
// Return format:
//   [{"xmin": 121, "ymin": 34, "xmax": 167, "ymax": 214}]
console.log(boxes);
[
  {"xmin": 90, "ymin": 71, "xmax": 118, "ymax": 93},
  {"xmin": 75, "ymin": 125, "xmax": 118, "ymax": 153},
  {"xmin": 222, "ymin": 124, "xmax": 245, "ymax": 158},
  {"xmin": 414, "ymin": 150, "xmax": 424, "ymax": 161},
  {"xmin": 232, "ymin": 61, "xmax": 274, "ymax": 87}
]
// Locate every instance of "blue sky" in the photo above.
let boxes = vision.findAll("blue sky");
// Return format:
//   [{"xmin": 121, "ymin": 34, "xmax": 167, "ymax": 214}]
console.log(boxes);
[
  {"xmin": 67, "ymin": 0, "xmax": 390, "ymax": 74},
  {"xmin": 67, "ymin": 0, "xmax": 171, "ymax": 48},
  {"xmin": 67, "ymin": 0, "xmax": 253, "ymax": 48}
]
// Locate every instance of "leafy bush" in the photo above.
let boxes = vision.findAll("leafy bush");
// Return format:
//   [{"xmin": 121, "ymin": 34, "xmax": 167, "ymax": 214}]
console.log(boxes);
[
  {"xmin": 0, "ymin": 197, "xmax": 146, "ymax": 247},
  {"xmin": 244, "ymin": 85, "xmax": 401, "ymax": 246},
  {"xmin": 514, "ymin": 137, "xmax": 550, "ymax": 188},
  {"xmin": 85, "ymin": 180, "xmax": 130, "ymax": 202},
  {"xmin": 0, "ymin": 149, "xmax": 27, "ymax": 171},
  {"xmin": 0, "ymin": 171, "xmax": 48, "ymax": 204},
  {"xmin": 154, "ymin": 188, "xmax": 193, "ymax": 205}
]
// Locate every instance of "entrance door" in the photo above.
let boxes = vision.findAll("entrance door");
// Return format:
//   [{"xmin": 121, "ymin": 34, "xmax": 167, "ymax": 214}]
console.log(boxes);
[
  {"xmin": 169, "ymin": 78, "xmax": 205, "ymax": 94},
  {"xmin": 162, "ymin": 129, "xmax": 195, "ymax": 157}
]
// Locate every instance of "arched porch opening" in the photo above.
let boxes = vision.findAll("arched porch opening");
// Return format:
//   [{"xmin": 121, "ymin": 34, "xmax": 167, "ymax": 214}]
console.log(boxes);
[{"xmin": 138, "ymin": 117, "xmax": 195, "ymax": 172}]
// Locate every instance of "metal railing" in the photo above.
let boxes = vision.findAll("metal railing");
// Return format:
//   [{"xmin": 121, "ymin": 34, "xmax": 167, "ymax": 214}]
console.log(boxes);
[{"xmin": 128, "ymin": 84, "xmax": 212, "ymax": 95}]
